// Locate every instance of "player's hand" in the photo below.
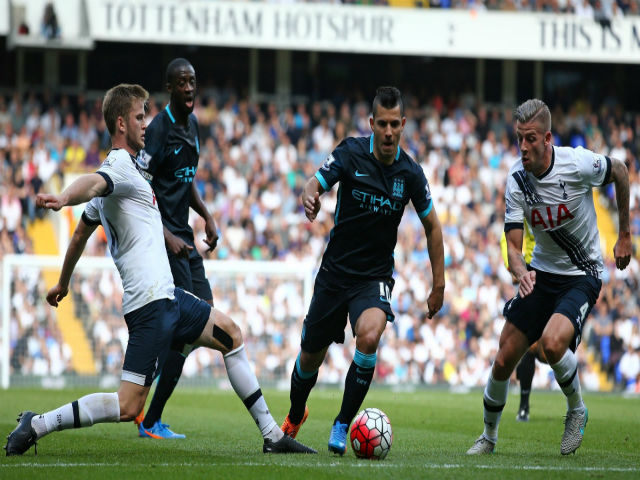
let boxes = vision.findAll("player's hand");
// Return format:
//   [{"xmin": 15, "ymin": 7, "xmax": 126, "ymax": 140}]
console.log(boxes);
[
  {"xmin": 302, "ymin": 191, "xmax": 321, "ymax": 222},
  {"xmin": 46, "ymin": 284, "xmax": 68, "ymax": 307},
  {"xmin": 203, "ymin": 218, "xmax": 219, "ymax": 252},
  {"xmin": 613, "ymin": 232, "xmax": 632, "ymax": 270},
  {"xmin": 426, "ymin": 286, "xmax": 444, "ymax": 319},
  {"xmin": 36, "ymin": 193, "xmax": 64, "ymax": 211},
  {"xmin": 166, "ymin": 232, "xmax": 193, "ymax": 259},
  {"xmin": 517, "ymin": 270, "xmax": 536, "ymax": 297}
]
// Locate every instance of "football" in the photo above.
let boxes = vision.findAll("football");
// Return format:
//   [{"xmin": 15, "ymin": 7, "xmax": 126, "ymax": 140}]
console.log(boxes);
[{"xmin": 349, "ymin": 408, "xmax": 393, "ymax": 460}]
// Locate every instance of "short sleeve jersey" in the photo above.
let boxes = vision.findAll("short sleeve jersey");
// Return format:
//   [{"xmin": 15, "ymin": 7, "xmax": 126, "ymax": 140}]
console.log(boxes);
[
  {"xmin": 504, "ymin": 146, "xmax": 612, "ymax": 278},
  {"xmin": 82, "ymin": 148, "xmax": 175, "ymax": 314},
  {"xmin": 315, "ymin": 135, "xmax": 433, "ymax": 279},
  {"xmin": 137, "ymin": 105, "xmax": 200, "ymax": 238}
]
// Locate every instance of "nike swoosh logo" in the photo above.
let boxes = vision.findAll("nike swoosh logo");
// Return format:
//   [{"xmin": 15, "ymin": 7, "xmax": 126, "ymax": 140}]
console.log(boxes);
[
  {"xmin": 174, "ymin": 146, "xmax": 183, "ymax": 155},
  {"xmin": 355, "ymin": 170, "xmax": 369, "ymax": 177}
]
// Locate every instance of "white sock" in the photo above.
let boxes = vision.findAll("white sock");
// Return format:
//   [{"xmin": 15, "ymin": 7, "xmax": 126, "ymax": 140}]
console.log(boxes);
[
  {"xmin": 551, "ymin": 349, "xmax": 585, "ymax": 412},
  {"xmin": 31, "ymin": 392, "xmax": 120, "ymax": 439},
  {"xmin": 224, "ymin": 344, "xmax": 280, "ymax": 441},
  {"xmin": 482, "ymin": 371, "xmax": 509, "ymax": 443}
]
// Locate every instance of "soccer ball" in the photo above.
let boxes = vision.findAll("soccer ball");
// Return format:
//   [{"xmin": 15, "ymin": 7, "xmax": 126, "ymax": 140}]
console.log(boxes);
[{"xmin": 350, "ymin": 407, "xmax": 393, "ymax": 460}]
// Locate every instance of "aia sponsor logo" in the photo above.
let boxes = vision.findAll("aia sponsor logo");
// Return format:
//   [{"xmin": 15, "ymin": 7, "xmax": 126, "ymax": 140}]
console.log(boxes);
[{"xmin": 530, "ymin": 204, "xmax": 574, "ymax": 230}]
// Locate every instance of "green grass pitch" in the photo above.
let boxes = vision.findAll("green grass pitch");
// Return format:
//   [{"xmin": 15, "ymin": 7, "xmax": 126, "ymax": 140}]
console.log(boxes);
[{"xmin": 1, "ymin": 387, "xmax": 638, "ymax": 479}]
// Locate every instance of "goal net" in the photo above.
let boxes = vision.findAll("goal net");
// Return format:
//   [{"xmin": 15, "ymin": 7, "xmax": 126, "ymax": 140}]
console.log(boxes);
[{"xmin": 1, "ymin": 254, "xmax": 314, "ymax": 389}]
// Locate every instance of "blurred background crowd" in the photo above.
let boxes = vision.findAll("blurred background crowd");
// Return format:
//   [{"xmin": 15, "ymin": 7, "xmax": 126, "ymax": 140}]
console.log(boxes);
[
  {"xmin": 2, "ymin": 85, "xmax": 639, "ymax": 394},
  {"xmin": 337, "ymin": 0, "xmax": 640, "ymax": 18}
]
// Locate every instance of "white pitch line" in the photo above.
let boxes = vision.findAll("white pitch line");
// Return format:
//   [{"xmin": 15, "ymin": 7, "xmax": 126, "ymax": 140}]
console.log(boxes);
[{"xmin": 0, "ymin": 462, "xmax": 638, "ymax": 472}]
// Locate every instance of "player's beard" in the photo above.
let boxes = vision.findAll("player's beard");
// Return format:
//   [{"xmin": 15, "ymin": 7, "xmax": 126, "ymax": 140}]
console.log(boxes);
[{"xmin": 127, "ymin": 131, "xmax": 144, "ymax": 153}]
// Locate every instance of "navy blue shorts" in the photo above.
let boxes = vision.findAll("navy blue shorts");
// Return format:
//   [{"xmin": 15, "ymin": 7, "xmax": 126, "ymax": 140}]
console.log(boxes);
[
  {"xmin": 167, "ymin": 235, "xmax": 213, "ymax": 302},
  {"xmin": 300, "ymin": 268, "xmax": 395, "ymax": 353},
  {"xmin": 122, "ymin": 288, "xmax": 211, "ymax": 386},
  {"xmin": 503, "ymin": 269, "xmax": 601, "ymax": 352}
]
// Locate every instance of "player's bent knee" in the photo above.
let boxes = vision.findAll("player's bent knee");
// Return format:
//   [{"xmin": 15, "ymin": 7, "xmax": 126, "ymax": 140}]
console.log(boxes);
[
  {"xmin": 211, "ymin": 310, "xmax": 243, "ymax": 353},
  {"xmin": 356, "ymin": 331, "xmax": 381, "ymax": 354},
  {"xmin": 540, "ymin": 335, "xmax": 567, "ymax": 363},
  {"xmin": 492, "ymin": 352, "xmax": 516, "ymax": 380}
]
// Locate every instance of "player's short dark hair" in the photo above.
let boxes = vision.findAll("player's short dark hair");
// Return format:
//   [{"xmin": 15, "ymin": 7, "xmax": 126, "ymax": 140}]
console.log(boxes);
[
  {"xmin": 102, "ymin": 84, "xmax": 149, "ymax": 136},
  {"xmin": 372, "ymin": 86, "xmax": 404, "ymax": 117},
  {"xmin": 514, "ymin": 99, "xmax": 551, "ymax": 132},
  {"xmin": 166, "ymin": 58, "xmax": 193, "ymax": 85}
]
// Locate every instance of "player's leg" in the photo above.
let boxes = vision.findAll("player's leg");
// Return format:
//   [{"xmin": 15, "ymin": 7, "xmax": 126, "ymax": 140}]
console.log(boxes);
[
  {"xmin": 515, "ymin": 343, "xmax": 537, "ymax": 422},
  {"xmin": 329, "ymin": 307, "xmax": 387, "ymax": 455},
  {"xmin": 282, "ymin": 347, "xmax": 327, "ymax": 438},
  {"xmin": 467, "ymin": 320, "xmax": 530, "ymax": 455},
  {"xmin": 541, "ymin": 275, "xmax": 600, "ymax": 455},
  {"xmin": 541, "ymin": 313, "xmax": 588, "ymax": 455},
  {"xmin": 141, "ymin": 248, "xmax": 212, "ymax": 437},
  {"xmin": 5, "ymin": 297, "xmax": 172, "ymax": 455},
  {"xmin": 5, "ymin": 388, "xmax": 128, "ymax": 456},
  {"xmin": 283, "ymin": 270, "xmax": 348, "ymax": 440},
  {"xmin": 138, "ymin": 346, "xmax": 191, "ymax": 438},
  {"xmin": 180, "ymin": 290, "xmax": 315, "ymax": 453},
  {"xmin": 336, "ymin": 308, "xmax": 386, "ymax": 425}
]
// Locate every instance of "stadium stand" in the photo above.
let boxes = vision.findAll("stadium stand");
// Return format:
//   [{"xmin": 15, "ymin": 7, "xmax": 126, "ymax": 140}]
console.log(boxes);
[{"xmin": 1, "ymin": 86, "xmax": 638, "ymax": 393}]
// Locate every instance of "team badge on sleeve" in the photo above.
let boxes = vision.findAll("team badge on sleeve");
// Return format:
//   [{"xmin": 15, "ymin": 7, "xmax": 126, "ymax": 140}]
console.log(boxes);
[
  {"xmin": 321, "ymin": 154, "xmax": 336, "ymax": 171},
  {"xmin": 592, "ymin": 154, "xmax": 602, "ymax": 174}
]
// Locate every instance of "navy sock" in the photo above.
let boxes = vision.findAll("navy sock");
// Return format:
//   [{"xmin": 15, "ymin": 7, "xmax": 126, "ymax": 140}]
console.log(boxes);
[
  {"xmin": 288, "ymin": 353, "xmax": 318, "ymax": 424},
  {"xmin": 143, "ymin": 349, "xmax": 186, "ymax": 429},
  {"xmin": 516, "ymin": 350, "xmax": 535, "ymax": 410},
  {"xmin": 335, "ymin": 350, "xmax": 376, "ymax": 426}
]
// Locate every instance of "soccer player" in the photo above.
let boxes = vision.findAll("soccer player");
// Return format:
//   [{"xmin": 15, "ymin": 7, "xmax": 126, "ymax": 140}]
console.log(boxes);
[
  {"xmin": 4, "ymin": 84, "xmax": 316, "ymax": 456},
  {"xmin": 280, "ymin": 86, "xmax": 446, "ymax": 455},
  {"xmin": 133, "ymin": 58, "xmax": 217, "ymax": 439},
  {"xmin": 467, "ymin": 99, "xmax": 632, "ymax": 456}
]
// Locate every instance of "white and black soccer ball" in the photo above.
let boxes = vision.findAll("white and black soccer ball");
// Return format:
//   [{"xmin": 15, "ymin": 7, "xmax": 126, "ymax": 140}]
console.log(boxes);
[{"xmin": 350, "ymin": 407, "xmax": 393, "ymax": 460}]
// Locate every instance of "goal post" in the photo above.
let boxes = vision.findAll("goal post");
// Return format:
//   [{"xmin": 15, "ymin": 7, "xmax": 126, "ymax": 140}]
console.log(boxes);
[{"xmin": 1, "ymin": 254, "xmax": 314, "ymax": 389}]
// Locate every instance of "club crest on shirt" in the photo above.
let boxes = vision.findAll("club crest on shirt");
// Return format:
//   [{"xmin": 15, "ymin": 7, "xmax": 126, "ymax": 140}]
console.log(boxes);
[
  {"xmin": 321, "ymin": 154, "xmax": 336, "ymax": 171},
  {"xmin": 392, "ymin": 177, "xmax": 405, "ymax": 199},
  {"xmin": 137, "ymin": 150, "xmax": 151, "ymax": 170},
  {"xmin": 592, "ymin": 155, "xmax": 602, "ymax": 174}
]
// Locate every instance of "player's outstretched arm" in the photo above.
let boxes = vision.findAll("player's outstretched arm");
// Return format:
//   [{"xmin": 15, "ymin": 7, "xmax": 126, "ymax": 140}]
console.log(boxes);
[
  {"xmin": 506, "ymin": 228, "xmax": 536, "ymax": 296},
  {"xmin": 189, "ymin": 182, "xmax": 219, "ymax": 252},
  {"xmin": 36, "ymin": 173, "xmax": 108, "ymax": 211},
  {"xmin": 301, "ymin": 176, "xmax": 324, "ymax": 222},
  {"xmin": 608, "ymin": 157, "xmax": 632, "ymax": 270},
  {"xmin": 421, "ymin": 207, "xmax": 445, "ymax": 318},
  {"xmin": 47, "ymin": 218, "xmax": 97, "ymax": 307}
]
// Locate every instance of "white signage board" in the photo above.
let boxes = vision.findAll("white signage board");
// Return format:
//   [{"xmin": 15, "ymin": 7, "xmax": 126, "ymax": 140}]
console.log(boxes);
[
  {"xmin": 0, "ymin": 0, "xmax": 8, "ymax": 35},
  {"xmin": 83, "ymin": 1, "xmax": 640, "ymax": 64}
]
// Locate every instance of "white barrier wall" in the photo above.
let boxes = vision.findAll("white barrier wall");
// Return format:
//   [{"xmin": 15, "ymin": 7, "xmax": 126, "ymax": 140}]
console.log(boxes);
[
  {"xmin": 10, "ymin": 0, "xmax": 85, "ymax": 38},
  {"xmin": 85, "ymin": 0, "xmax": 640, "ymax": 64},
  {"xmin": 0, "ymin": 0, "xmax": 8, "ymax": 35}
]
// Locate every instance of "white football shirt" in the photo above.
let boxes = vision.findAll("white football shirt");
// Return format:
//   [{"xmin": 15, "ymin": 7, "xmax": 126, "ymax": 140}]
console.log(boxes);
[
  {"xmin": 83, "ymin": 148, "xmax": 175, "ymax": 314},
  {"xmin": 504, "ymin": 146, "xmax": 611, "ymax": 278}
]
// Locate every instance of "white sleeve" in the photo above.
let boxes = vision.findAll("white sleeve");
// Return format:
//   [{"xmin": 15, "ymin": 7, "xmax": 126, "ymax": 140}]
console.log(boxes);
[
  {"xmin": 82, "ymin": 198, "xmax": 101, "ymax": 226},
  {"xmin": 97, "ymin": 151, "xmax": 133, "ymax": 196},
  {"xmin": 504, "ymin": 174, "xmax": 524, "ymax": 230},
  {"xmin": 575, "ymin": 146, "xmax": 611, "ymax": 187}
]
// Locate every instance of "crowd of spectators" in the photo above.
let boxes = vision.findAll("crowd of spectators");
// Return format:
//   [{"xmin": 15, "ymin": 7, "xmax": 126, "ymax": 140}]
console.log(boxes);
[
  {"xmin": 1, "ymin": 86, "xmax": 639, "ymax": 393},
  {"xmin": 287, "ymin": 0, "xmax": 640, "ymax": 18}
]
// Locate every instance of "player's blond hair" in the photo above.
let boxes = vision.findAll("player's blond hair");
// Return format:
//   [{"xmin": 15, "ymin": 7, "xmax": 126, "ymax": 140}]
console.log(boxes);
[
  {"xmin": 102, "ymin": 84, "xmax": 149, "ymax": 135},
  {"xmin": 514, "ymin": 99, "xmax": 551, "ymax": 132}
]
